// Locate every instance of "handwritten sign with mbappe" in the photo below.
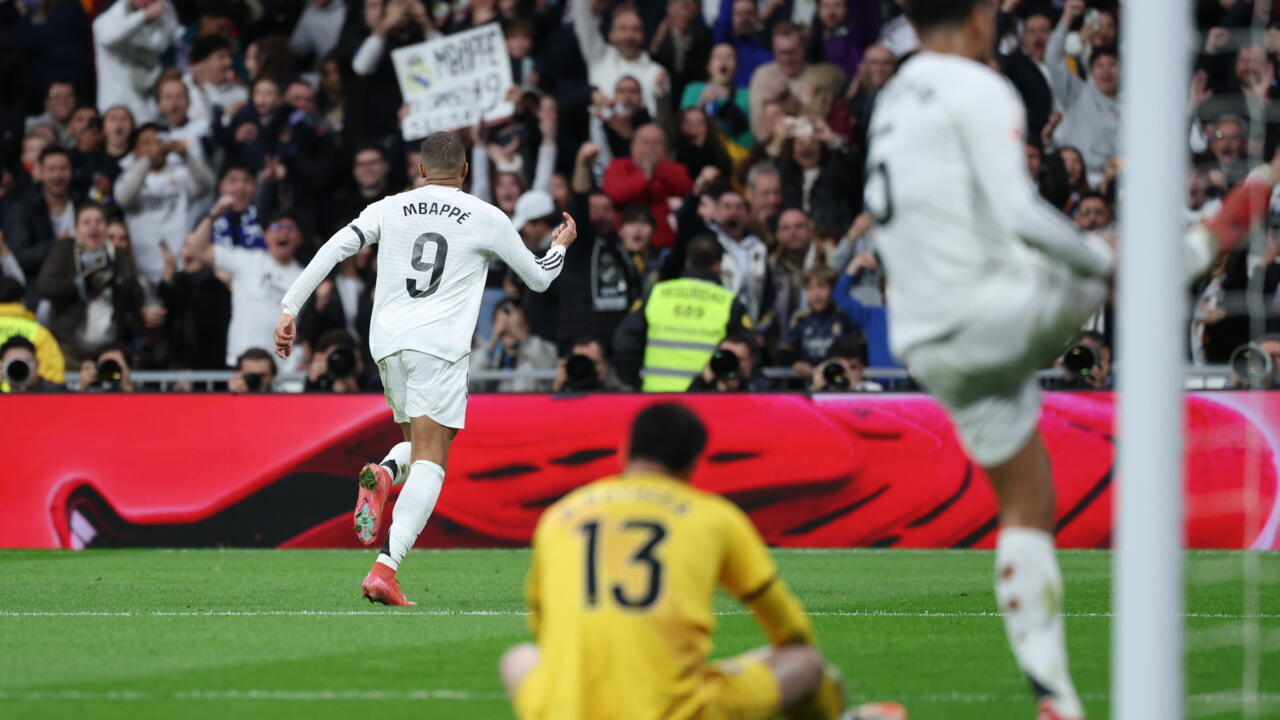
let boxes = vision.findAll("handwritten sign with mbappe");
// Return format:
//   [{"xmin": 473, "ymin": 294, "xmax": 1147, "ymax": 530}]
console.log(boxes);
[{"xmin": 393, "ymin": 23, "xmax": 514, "ymax": 140}]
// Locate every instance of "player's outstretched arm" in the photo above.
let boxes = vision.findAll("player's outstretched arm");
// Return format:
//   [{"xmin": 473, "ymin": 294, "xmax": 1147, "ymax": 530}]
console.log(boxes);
[
  {"xmin": 275, "ymin": 221, "xmax": 375, "ymax": 358},
  {"xmin": 957, "ymin": 73, "xmax": 1113, "ymax": 278},
  {"xmin": 494, "ymin": 211, "xmax": 577, "ymax": 293}
]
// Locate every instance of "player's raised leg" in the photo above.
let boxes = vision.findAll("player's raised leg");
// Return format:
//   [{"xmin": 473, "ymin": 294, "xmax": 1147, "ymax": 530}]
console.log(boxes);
[
  {"xmin": 985, "ymin": 431, "xmax": 1084, "ymax": 720},
  {"xmin": 362, "ymin": 412, "xmax": 457, "ymax": 606},
  {"xmin": 354, "ymin": 425, "xmax": 411, "ymax": 545}
]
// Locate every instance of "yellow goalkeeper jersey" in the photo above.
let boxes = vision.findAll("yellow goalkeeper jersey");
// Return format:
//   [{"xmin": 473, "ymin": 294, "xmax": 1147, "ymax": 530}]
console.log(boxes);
[{"xmin": 516, "ymin": 471, "xmax": 815, "ymax": 720}]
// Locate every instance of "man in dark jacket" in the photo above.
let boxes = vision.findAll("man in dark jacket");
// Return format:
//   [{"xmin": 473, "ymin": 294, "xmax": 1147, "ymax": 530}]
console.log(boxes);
[
  {"xmin": 996, "ymin": 5, "xmax": 1053, "ymax": 138},
  {"xmin": 5, "ymin": 147, "xmax": 79, "ymax": 307}
]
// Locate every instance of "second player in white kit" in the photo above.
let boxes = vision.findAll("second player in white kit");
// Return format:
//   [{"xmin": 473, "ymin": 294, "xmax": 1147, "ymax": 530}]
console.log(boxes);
[
  {"xmin": 273, "ymin": 132, "xmax": 577, "ymax": 606},
  {"xmin": 864, "ymin": 2, "xmax": 1111, "ymax": 718}
]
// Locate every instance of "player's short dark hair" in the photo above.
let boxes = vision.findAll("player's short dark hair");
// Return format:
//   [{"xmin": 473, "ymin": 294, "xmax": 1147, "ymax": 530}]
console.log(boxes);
[
  {"xmin": 827, "ymin": 333, "xmax": 869, "ymax": 364},
  {"xmin": 903, "ymin": 0, "xmax": 993, "ymax": 33},
  {"xmin": 236, "ymin": 347, "xmax": 278, "ymax": 374},
  {"xmin": 619, "ymin": 204, "xmax": 655, "ymax": 227},
  {"xmin": 420, "ymin": 132, "xmax": 466, "ymax": 177},
  {"xmin": 39, "ymin": 146, "xmax": 70, "ymax": 165},
  {"xmin": 628, "ymin": 403, "xmax": 709, "ymax": 475},
  {"xmin": 686, "ymin": 235, "xmax": 724, "ymax": 272},
  {"xmin": 190, "ymin": 35, "xmax": 232, "ymax": 65},
  {"xmin": 0, "ymin": 334, "xmax": 36, "ymax": 357}
]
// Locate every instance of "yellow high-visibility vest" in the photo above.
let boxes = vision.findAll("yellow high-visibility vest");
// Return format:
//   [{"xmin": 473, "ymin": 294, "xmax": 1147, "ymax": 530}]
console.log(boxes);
[{"xmin": 641, "ymin": 278, "xmax": 734, "ymax": 392}]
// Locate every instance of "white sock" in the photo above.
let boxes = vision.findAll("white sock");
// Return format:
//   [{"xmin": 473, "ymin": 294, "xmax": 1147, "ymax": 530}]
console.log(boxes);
[
  {"xmin": 995, "ymin": 527, "xmax": 1084, "ymax": 717},
  {"xmin": 376, "ymin": 460, "xmax": 444, "ymax": 572},
  {"xmin": 380, "ymin": 442, "xmax": 412, "ymax": 486}
]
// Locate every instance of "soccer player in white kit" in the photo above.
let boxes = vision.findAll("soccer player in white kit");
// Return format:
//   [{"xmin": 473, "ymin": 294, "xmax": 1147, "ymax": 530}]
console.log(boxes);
[
  {"xmin": 273, "ymin": 132, "xmax": 577, "ymax": 606},
  {"xmin": 867, "ymin": 2, "xmax": 1109, "ymax": 718},
  {"xmin": 868, "ymin": 2, "xmax": 1280, "ymax": 718}
]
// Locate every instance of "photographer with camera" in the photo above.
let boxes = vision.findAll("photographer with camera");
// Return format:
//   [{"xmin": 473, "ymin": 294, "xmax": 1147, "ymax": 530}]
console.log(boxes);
[
  {"xmin": 37, "ymin": 204, "xmax": 145, "ymax": 366},
  {"xmin": 1050, "ymin": 330, "xmax": 1112, "ymax": 390},
  {"xmin": 229, "ymin": 347, "xmax": 278, "ymax": 393},
  {"xmin": 471, "ymin": 300, "xmax": 557, "ymax": 392},
  {"xmin": 1, "ymin": 336, "xmax": 66, "ymax": 393},
  {"xmin": 553, "ymin": 337, "xmax": 631, "ymax": 393},
  {"xmin": 305, "ymin": 329, "xmax": 369, "ymax": 393},
  {"xmin": 77, "ymin": 344, "xmax": 135, "ymax": 392},
  {"xmin": 0, "ymin": 276, "xmax": 66, "ymax": 386},
  {"xmin": 688, "ymin": 333, "xmax": 772, "ymax": 392},
  {"xmin": 809, "ymin": 335, "xmax": 883, "ymax": 393},
  {"xmin": 1229, "ymin": 336, "xmax": 1280, "ymax": 390}
]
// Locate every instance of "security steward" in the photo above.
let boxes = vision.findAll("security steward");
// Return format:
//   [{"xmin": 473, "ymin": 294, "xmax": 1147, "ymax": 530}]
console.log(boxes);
[{"xmin": 613, "ymin": 235, "xmax": 751, "ymax": 391}]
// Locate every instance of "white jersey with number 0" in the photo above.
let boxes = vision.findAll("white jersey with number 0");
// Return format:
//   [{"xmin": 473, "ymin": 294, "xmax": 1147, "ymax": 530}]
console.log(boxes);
[
  {"xmin": 282, "ymin": 184, "xmax": 565, "ymax": 363},
  {"xmin": 865, "ymin": 52, "xmax": 1111, "ymax": 360}
]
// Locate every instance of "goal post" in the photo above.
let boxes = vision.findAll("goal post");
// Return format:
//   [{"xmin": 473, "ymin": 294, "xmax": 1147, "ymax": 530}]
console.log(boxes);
[{"xmin": 1114, "ymin": 0, "xmax": 1191, "ymax": 718}]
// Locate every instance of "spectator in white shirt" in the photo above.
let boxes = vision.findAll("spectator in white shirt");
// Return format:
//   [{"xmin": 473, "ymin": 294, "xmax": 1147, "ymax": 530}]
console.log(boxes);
[
  {"xmin": 574, "ymin": 0, "xmax": 670, "ymax": 117},
  {"xmin": 92, "ymin": 0, "xmax": 181, "ymax": 121},
  {"xmin": 115, "ymin": 123, "xmax": 215, "ymax": 287},
  {"xmin": 183, "ymin": 35, "xmax": 249, "ymax": 124},
  {"xmin": 156, "ymin": 77, "xmax": 217, "ymax": 224},
  {"xmin": 183, "ymin": 209, "xmax": 304, "ymax": 367},
  {"xmin": 291, "ymin": 0, "xmax": 348, "ymax": 79}
]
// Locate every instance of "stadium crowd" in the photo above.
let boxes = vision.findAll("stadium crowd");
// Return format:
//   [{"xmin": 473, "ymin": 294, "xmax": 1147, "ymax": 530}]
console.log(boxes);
[{"xmin": 0, "ymin": 0, "xmax": 1276, "ymax": 393}]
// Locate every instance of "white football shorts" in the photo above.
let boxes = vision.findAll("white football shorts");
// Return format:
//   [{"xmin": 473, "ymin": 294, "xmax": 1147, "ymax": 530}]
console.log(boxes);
[
  {"xmin": 905, "ymin": 256, "xmax": 1107, "ymax": 467},
  {"xmin": 377, "ymin": 349, "xmax": 469, "ymax": 429}
]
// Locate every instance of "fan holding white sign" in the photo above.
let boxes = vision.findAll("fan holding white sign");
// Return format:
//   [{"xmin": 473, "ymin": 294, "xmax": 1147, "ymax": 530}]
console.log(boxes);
[{"xmin": 393, "ymin": 23, "xmax": 515, "ymax": 141}]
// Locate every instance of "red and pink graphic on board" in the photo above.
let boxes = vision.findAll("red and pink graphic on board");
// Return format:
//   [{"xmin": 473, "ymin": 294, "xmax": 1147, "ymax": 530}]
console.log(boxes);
[{"xmin": 1, "ymin": 393, "xmax": 1276, "ymax": 550}]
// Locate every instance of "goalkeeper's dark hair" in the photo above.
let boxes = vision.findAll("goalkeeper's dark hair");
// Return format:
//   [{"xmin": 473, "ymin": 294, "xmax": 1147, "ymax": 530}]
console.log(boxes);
[
  {"xmin": 419, "ymin": 132, "xmax": 467, "ymax": 177},
  {"xmin": 903, "ymin": 0, "xmax": 993, "ymax": 33},
  {"xmin": 628, "ymin": 403, "xmax": 709, "ymax": 476}
]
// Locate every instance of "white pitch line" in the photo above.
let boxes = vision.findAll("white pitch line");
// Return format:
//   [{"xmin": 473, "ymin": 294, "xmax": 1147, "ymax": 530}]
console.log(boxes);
[
  {"xmin": 1, "ymin": 689, "xmax": 1276, "ymax": 705},
  {"xmin": 0, "ymin": 689, "xmax": 505, "ymax": 702},
  {"xmin": 0, "ymin": 609, "xmax": 1277, "ymax": 619}
]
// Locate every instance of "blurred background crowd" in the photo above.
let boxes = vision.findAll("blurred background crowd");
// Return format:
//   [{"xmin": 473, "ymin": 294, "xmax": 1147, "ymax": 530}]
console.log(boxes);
[{"xmin": 0, "ymin": 0, "xmax": 1278, "ymax": 394}]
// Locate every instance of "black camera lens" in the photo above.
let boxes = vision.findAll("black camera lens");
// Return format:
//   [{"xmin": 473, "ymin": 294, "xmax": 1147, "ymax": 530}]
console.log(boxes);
[
  {"xmin": 4, "ymin": 357, "xmax": 32, "ymax": 386},
  {"xmin": 822, "ymin": 361, "xmax": 849, "ymax": 390},
  {"xmin": 709, "ymin": 349, "xmax": 740, "ymax": 380},
  {"xmin": 94, "ymin": 359, "xmax": 124, "ymax": 392},
  {"xmin": 565, "ymin": 354, "xmax": 599, "ymax": 390},
  {"xmin": 243, "ymin": 373, "xmax": 263, "ymax": 392},
  {"xmin": 1062, "ymin": 344, "xmax": 1097, "ymax": 377},
  {"xmin": 326, "ymin": 348, "xmax": 357, "ymax": 378},
  {"xmin": 1230, "ymin": 344, "xmax": 1272, "ymax": 387}
]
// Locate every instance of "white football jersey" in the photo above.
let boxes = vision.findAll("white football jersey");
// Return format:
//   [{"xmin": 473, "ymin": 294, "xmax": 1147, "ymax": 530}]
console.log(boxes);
[
  {"xmin": 866, "ymin": 52, "xmax": 1105, "ymax": 359},
  {"xmin": 283, "ymin": 184, "xmax": 565, "ymax": 363}
]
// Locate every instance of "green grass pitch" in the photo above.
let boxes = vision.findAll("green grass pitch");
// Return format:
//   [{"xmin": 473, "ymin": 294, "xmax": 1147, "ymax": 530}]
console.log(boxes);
[{"xmin": 1, "ymin": 549, "xmax": 1276, "ymax": 719}]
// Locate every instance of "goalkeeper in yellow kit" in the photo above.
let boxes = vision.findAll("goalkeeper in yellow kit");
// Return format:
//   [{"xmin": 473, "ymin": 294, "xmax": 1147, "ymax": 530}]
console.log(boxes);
[{"xmin": 500, "ymin": 403, "xmax": 903, "ymax": 720}]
